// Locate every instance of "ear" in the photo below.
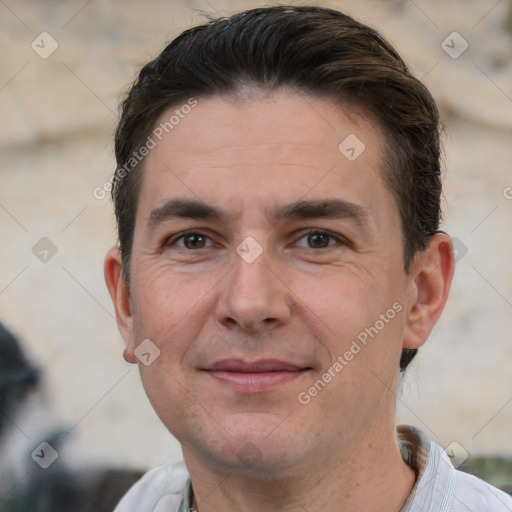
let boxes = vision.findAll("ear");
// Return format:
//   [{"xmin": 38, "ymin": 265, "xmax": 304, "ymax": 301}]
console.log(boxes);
[
  {"xmin": 402, "ymin": 232, "xmax": 455, "ymax": 350},
  {"xmin": 104, "ymin": 247, "xmax": 137, "ymax": 363}
]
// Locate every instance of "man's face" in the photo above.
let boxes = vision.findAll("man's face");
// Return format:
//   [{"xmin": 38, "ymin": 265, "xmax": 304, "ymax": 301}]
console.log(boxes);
[{"xmin": 116, "ymin": 93, "xmax": 416, "ymax": 474}]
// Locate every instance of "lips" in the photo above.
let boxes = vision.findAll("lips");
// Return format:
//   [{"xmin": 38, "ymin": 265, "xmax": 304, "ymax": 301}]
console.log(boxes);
[
  {"xmin": 207, "ymin": 359, "xmax": 306, "ymax": 373},
  {"xmin": 203, "ymin": 359, "xmax": 311, "ymax": 392}
]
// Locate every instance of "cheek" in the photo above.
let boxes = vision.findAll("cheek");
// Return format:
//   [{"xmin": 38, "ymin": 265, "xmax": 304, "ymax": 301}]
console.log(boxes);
[
  {"xmin": 137, "ymin": 358, "xmax": 202, "ymax": 443},
  {"xmin": 132, "ymin": 262, "xmax": 211, "ymax": 332},
  {"xmin": 290, "ymin": 266, "xmax": 406, "ymax": 373},
  {"xmin": 128, "ymin": 273, "xmax": 199, "ymax": 393},
  {"xmin": 290, "ymin": 267, "xmax": 385, "ymax": 335},
  {"xmin": 298, "ymin": 305, "xmax": 407, "ymax": 432}
]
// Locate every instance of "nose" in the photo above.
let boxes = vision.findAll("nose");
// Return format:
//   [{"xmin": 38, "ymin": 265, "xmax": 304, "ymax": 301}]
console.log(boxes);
[{"xmin": 215, "ymin": 244, "xmax": 292, "ymax": 332}]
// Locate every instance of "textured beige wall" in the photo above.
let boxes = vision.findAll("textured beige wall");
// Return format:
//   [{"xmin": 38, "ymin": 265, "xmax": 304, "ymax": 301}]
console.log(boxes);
[{"xmin": 0, "ymin": 0, "xmax": 511, "ymax": 477}]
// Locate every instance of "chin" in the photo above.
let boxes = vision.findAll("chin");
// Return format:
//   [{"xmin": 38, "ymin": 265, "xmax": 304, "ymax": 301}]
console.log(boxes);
[
  {"xmin": 191, "ymin": 417, "xmax": 308, "ymax": 478},
  {"xmin": 216, "ymin": 442, "xmax": 303, "ymax": 479}
]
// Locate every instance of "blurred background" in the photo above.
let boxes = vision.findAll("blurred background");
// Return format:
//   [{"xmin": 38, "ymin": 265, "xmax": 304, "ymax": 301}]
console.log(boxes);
[{"xmin": 1, "ymin": 0, "xmax": 511, "ymax": 508}]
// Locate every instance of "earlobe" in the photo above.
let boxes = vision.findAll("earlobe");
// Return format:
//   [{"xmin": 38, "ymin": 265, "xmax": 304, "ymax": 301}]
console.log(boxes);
[
  {"xmin": 104, "ymin": 248, "xmax": 137, "ymax": 363},
  {"xmin": 402, "ymin": 233, "xmax": 455, "ymax": 350}
]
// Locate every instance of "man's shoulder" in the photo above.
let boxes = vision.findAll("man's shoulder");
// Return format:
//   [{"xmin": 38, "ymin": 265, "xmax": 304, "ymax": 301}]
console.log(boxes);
[
  {"xmin": 450, "ymin": 468, "xmax": 512, "ymax": 511},
  {"xmin": 113, "ymin": 459, "xmax": 189, "ymax": 512},
  {"xmin": 398, "ymin": 425, "xmax": 512, "ymax": 512}
]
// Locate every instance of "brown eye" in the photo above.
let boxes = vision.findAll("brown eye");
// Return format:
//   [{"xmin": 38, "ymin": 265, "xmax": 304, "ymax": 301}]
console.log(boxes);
[
  {"xmin": 166, "ymin": 231, "xmax": 215, "ymax": 250},
  {"xmin": 294, "ymin": 230, "xmax": 342, "ymax": 249},
  {"xmin": 307, "ymin": 232, "xmax": 332, "ymax": 248},
  {"xmin": 293, "ymin": 229, "xmax": 350, "ymax": 251},
  {"xmin": 182, "ymin": 234, "xmax": 207, "ymax": 249}
]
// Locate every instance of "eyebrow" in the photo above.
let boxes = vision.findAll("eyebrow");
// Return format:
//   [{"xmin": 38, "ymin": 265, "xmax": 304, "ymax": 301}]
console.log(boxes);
[
  {"xmin": 147, "ymin": 197, "xmax": 369, "ymax": 230},
  {"xmin": 148, "ymin": 198, "xmax": 227, "ymax": 228},
  {"xmin": 272, "ymin": 199, "xmax": 368, "ymax": 224}
]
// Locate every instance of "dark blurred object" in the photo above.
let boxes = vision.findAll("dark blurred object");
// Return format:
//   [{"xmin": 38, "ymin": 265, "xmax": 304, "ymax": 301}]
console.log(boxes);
[
  {"xmin": 0, "ymin": 322, "xmax": 39, "ymax": 435},
  {"xmin": 0, "ymin": 323, "xmax": 144, "ymax": 512},
  {"xmin": 2, "ymin": 468, "xmax": 144, "ymax": 512}
]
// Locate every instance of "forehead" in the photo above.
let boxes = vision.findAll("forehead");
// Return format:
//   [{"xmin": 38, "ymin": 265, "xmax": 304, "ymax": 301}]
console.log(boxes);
[
  {"xmin": 151, "ymin": 92, "xmax": 382, "ymax": 159},
  {"xmin": 137, "ymin": 92, "xmax": 393, "ymax": 222}
]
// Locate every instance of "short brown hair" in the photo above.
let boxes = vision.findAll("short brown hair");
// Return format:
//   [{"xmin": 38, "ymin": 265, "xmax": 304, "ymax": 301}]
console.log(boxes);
[{"xmin": 112, "ymin": 5, "xmax": 443, "ymax": 371}]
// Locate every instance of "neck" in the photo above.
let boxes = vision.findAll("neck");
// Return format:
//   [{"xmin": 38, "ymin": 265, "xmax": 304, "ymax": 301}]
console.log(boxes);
[{"xmin": 184, "ymin": 423, "xmax": 416, "ymax": 512}]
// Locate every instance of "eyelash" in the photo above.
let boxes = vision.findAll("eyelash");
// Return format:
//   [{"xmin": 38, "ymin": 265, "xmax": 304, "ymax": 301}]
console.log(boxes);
[{"xmin": 165, "ymin": 229, "xmax": 348, "ymax": 250}]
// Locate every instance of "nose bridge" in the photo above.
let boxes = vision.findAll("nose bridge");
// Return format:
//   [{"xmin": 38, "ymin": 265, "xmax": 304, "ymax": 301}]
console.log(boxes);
[
  {"xmin": 232, "ymin": 250, "xmax": 272, "ymax": 300},
  {"xmin": 216, "ymin": 240, "xmax": 290, "ymax": 330}
]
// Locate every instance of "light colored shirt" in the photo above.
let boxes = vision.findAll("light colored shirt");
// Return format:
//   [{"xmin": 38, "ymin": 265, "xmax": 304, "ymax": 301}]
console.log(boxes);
[{"xmin": 113, "ymin": 425, "xmax": 512, "ymax": 511}]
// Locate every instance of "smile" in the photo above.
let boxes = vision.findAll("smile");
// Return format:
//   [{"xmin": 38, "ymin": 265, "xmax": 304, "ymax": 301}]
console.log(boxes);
[{"xmin": 203, "ymin": 359, "xmax": 312, "ymax": 393}]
